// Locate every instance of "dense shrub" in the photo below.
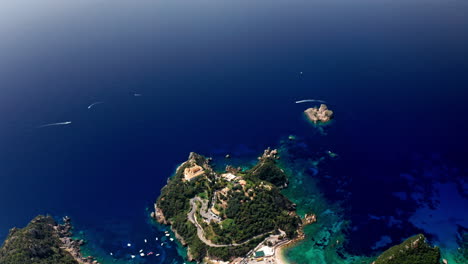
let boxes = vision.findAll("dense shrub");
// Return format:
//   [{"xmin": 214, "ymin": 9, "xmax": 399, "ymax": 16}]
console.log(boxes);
[{"xmin": 374, "ymin": 234, "xmax": 441, "ymax": 264}]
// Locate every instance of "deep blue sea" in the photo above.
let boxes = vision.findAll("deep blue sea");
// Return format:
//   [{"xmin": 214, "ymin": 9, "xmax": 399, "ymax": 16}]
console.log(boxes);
[{"xmin": 1, "ymin": 0, "xmax": 467, "ymax": 263}]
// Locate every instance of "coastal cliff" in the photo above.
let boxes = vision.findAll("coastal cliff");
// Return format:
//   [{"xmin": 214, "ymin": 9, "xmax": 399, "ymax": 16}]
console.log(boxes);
[
  {"xmin": 0, "ymin": 215, "xmax": 99, "ymax": 264},
  {"xmin": 152, "ymin": 204, "xmax": 168, "ymax": 225}
]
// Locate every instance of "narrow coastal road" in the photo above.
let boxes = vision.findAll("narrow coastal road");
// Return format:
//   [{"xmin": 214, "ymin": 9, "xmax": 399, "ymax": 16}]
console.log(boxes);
[
  {"xmin": 187, "ymin": 198, "xmax": 219, "ymax": 246},
  {"xmin": 188, "ymin": 197, "xmax": 271, "ymax": 248}
]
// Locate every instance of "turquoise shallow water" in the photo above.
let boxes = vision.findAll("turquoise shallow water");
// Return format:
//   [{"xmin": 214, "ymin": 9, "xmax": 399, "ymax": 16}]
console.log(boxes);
[
  {"xmin": 276, "ymin": 137, "xmax": 466, "ymax": 264},
  {"xmin": 277, "ymin": 138, "xmax": 368, "ymax": 264}
]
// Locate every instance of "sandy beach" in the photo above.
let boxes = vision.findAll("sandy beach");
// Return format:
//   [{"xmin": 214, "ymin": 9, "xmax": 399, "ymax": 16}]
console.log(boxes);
[{"xmin": 274, "ymin": 245, "xmax": 289, "ymax": 264}]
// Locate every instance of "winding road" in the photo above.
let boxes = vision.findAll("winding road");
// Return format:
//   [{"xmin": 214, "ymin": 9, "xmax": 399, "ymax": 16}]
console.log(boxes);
[{"xmin": 188, "ymin": 197, "xmax": 272, "ymax": 247}]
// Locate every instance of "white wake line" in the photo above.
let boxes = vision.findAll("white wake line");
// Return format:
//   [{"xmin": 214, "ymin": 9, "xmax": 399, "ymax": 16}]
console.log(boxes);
[
  {"xmin": 37, "ymin": 121, "xmax": 72, "ymax": 128},
  {"xmin": 87, "ymin": 101, "xmax": 104, "ymax": 109},
  {"xmin": 295, "ymin": 99, "xmax": 327, "ymax": 104}
]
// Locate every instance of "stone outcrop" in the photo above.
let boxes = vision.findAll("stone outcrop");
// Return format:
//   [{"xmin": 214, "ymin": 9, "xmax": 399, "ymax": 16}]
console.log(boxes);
[
  {"xmin": 304, "ymin": 104, "xmax": 334, "ymax": 124},
  {"xmin": 57, "ymin": 217, "xmax": 99, "ymax": 264},
  {"xmin": 303, "ymin": 213, "xmax": 317, "ymax": 225},
  {"xmin": 225, "ymin": 165, "xmax": 242, "ymax": 174},
  {"xmin": 259, "ymin": 147, "xmax": 280, "ymax": 160},
  {"xmin": 152, "ymin": 204, "xmax": 168, "ymax": 225}
]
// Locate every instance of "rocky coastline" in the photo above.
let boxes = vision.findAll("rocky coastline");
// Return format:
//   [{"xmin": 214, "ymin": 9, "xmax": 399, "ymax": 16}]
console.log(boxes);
[
  {"xmin": 56, "ymin": 216, "xmax": 100, "ymax": 264},
  {"xmin": 151, "ymin": 203, "xmax": 189, "ymax": 247},
  {"xmin": 152, "ymin": 204, "xmax": 168, "ymax": 225},
  {"xmin": 152, "ymin": 203, "xmax": 196, "ymax": 261},
  {"xmin": 0, "ymin": 215, "xmax": 99, "ymax": 264},
  {"xmin": 270, "ymin": 213, "xmax": 318, "ymax": 264}
]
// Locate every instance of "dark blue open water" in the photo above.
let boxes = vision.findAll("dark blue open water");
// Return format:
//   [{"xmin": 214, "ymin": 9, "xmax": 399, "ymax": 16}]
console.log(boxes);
[{"xmin": 1, "ymin": 0, "xmax": 467, "ymax": 263}]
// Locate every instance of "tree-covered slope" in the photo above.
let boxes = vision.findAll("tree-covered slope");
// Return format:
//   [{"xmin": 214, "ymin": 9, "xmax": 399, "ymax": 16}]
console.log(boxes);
[
  {"xmin": 247, "ymin": 156, "xmax": 288, "ymax": 187},
  {"xmin": 374, "ymin": 234, "xmax": 441, "ymax": 264},
  {"xmin": 0, "ymin": 216, "xmax": 78, "ymax": 264},
  {"xmin": 154, "ymin": 149, "xmax": 301, "ymax": 261}
]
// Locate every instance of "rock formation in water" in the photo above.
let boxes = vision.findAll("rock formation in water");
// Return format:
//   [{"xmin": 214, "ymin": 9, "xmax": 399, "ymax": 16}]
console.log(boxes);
[{"xmin": 304, "ymin": 104, "xmax": 334, "ymax": 124}]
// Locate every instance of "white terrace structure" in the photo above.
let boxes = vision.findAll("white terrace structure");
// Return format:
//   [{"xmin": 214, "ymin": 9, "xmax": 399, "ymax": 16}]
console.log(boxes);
[{"xmin": 221, "ymin": 172, "xmax": 237, "ymax": 182}]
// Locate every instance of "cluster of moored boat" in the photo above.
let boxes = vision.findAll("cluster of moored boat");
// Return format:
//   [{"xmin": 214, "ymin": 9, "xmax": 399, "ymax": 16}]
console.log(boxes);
[{"xmin": 115, "ymin": 230, "xmax": 178, "ymax": 260}]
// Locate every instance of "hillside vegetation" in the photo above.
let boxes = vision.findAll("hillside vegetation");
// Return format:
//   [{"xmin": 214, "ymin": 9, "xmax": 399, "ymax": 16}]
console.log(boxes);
[
  {"xmin": 374, "ymin": 234, "xmax": 441, "ymax": 264},
  {"xmin": 155, "ymin": 149, "xmax": 301, "ymax": 261},
  {"xmin": 0, "ymin": 216, "xmax": 78, "ymax": 264}
]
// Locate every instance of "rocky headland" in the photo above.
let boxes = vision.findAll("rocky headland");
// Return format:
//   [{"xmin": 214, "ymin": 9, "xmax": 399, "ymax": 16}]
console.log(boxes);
[
  {"xmin": 152, "ymin": 149, "xmax": 302, "ymax": 263},
  {"xmin": 0, "ymin": 215, "xmax": 99, "ymax": 264}
]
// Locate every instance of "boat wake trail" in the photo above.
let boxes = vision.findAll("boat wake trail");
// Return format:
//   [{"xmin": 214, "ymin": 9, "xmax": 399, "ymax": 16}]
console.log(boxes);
[
  {"xmin": 87, "ymin": 102, "xmax": 104, "ymax": 109},
  {"xmin": 37, "ymin": 121, "xmax": 72, "ymax": 128},
  {"xmin": 295, "ymin": 99, "xmax": 327, "ymax": 104}
]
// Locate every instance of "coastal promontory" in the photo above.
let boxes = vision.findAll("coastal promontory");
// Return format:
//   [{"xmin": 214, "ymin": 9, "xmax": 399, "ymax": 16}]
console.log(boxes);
[
  {"xmin": 0, "ymin": 215, "xmax": 97, "ymax": 264},
  {"xmin": 153, "ymin": 149, "xmax": 302, "ymax": 262},
  {"xmin": 373, "ymin": 234, "xmax": 441, "ymax": 264}
]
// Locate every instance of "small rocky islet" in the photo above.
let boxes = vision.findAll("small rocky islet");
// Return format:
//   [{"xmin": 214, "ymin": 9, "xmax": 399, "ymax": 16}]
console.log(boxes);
[{"xmin": 304, "ymin": 104, "xmax": 334, "ymax": 125}]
